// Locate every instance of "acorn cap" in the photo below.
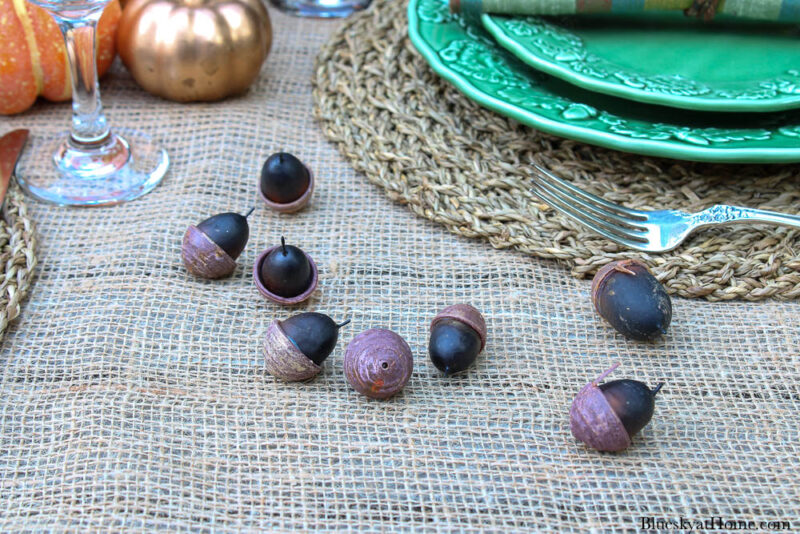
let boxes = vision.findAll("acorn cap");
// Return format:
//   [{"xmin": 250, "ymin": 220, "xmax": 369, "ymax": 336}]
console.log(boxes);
[
  {"xmin": 253, "ymin": 245, "xmax": 318, "ymax": 305},
  {"xmin": 258, "ymin": 163, "xmax": 314, "ymax": 213},
  {"xmin": 344, "ymin": 328, "xmax": 413, "ymax": 400},
  {"xmin": 263, "ymin": 319, "xmax": 321, "ymax": 381},
  {"xmin": 569, "ymin": 363, "xmax": 632, "ymax": 452},
  {"xmin": 430, "ymin": 304, "xmax": 486, "ymax": 351},
  {"xmin": 182, "ymin": 225, "xmax": 237, "ymax": 279}
]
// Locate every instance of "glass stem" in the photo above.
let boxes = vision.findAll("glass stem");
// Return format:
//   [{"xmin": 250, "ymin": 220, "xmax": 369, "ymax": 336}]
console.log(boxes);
[{"xmin": 55, "ymin": 11, "xmax": 110, "ymax": 146}]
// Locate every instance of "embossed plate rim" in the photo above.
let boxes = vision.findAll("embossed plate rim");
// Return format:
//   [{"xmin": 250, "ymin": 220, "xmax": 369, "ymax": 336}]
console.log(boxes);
[
  {"xmin": 407, "ymin": 0, "xmax": 800, "ymax": 163},
  {"xmin": 481, "ymin": 14, "xmax": 800, "ymax": 112}
]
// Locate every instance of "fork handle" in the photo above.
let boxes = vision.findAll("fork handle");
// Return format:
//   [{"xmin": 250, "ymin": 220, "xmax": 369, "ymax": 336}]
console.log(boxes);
[{"xmin": 694, "ymin": 205, "xmax": 800, "ymax": 230}]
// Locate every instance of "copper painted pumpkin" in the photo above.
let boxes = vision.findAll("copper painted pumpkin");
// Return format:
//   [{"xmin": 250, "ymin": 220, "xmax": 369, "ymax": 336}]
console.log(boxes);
[
  {"xmin": 116, "ymin": 0, "xmax": 272, "ymax": 102},
  {"xmin": 0, "ymin": 0, "xmax": 121, "ymax": 115}
]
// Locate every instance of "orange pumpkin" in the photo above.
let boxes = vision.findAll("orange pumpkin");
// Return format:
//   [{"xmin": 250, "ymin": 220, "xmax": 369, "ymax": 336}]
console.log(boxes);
[{"xmin": 0, "ymin": 0, "xmax": 121, "ymax": 115}]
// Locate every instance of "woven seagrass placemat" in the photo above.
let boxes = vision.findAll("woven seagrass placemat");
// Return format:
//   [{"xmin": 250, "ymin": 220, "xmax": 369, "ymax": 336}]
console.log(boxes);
[
  {"xmin": 313, "ymin": 0, "xmax": 800, "ymax": 301},
  {"xmin": 0, "ymin": 185, "xmax": 36, "ymax": 341}
]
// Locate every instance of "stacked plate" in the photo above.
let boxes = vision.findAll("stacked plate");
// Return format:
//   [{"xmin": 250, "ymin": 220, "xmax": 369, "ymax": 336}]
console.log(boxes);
[{"xmin": 408, "ymin": 0, "xmax": 800, "ymax": 163}]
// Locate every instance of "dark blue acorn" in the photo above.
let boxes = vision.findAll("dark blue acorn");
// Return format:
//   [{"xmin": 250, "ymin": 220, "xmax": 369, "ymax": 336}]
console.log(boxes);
[
  {"xmin": 428, "ymin": 304, "xmax": 487, "ymax": 375},
  {"xmin": 591, "ymin": 259, "xmax": 672, "ymax": 341}
]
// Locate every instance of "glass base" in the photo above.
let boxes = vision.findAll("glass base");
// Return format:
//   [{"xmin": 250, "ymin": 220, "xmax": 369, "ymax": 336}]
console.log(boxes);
[
  {"xmin": 15, "ymin": 128, "xmax": 168, "ymax": 207},
  {"xmin": 268, "ymin": 0, "xmax": 371, "ymax": 17}
]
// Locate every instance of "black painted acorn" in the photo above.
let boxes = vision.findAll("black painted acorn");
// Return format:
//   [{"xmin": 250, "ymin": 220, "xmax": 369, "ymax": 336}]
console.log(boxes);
[
  {"xmin": 259, "ymin": 152, "xmax": 314, "ymax": 213},
  {"xmin": 570, "ymin": 363, "xmax": 664, "ymax": 452},
  {"xmin": 429, "ymin": 304, "xmax": 487, "ymax": 375},
  {"xmin": 261, "ymin": 237, "xmax": 312, "ymax": 297},
  {"xmin": 591, "ymin": 259, "xmax": 672, "ymax": 341},
  {"xmin": 263, "ymin": 312, "xmax": 350, "ymax": 381},
  {"xmin": 182, "ymin": 208, "xmax": 253, "ymax": 279},
  {"xmin": 254, "ymin": 237, "xmax": 318, "ymax": 305}
]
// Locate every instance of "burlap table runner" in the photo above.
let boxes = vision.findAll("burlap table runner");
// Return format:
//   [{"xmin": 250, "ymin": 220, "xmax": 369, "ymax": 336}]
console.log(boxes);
[{"xmin": 1, "ymin": 4, "xmax": 798, "ymax": 532}]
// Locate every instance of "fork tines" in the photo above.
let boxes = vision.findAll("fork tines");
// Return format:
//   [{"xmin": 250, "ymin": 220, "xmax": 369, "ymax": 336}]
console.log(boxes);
[{"xmin": 530, "ymin": 164, "xmax": 649, "ymax": 247}]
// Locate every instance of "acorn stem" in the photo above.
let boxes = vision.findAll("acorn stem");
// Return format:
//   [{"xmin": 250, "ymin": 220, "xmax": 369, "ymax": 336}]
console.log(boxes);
[
  {"xmin": 244, "ymin": 207, "xmax": 255, "ymax": 218},
  {"xmin": 613, "ymin": 261, "xmax": 637, "ymax": 276},
  {"xmin": 337, "ymin": 319, "xmax": 351, "ymax": 329},
  {"xmin": 594, "ymin": 362, "xmax": 620, "ymax": 385},
  {"xmin": 281, "ymin": 236, "xmax": 286, "ymax": 255},
  {"xmin": 652, "ymin": 382, "xmax": 664, "ymax": 396}
]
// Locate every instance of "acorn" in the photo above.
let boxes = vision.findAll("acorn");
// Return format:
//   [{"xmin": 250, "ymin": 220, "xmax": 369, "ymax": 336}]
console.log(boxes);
[
  {"xmin": 591, "ymin": 259, "xmax": 672, "ymax": 341},
  {"xmin": 429, "ymin": 304, "xmax": 486, "ymax": 375},
  {"xmin": 570, "ymin": 363, "xmax": 664, "ymax": 452},
  {"xmin": 263, "ymin": 313, "xmax": 350, "ymax": 381},
  {"xmin": 182, "ymin": 208, "xmax": 253, "ymax": 279},
  {"xmin": 259, "ymin": 152, "xmax": 314, "ymax": 213},
  {"xmin": 344, "ymin": 328, "xmax": 413, "ymax": 400},
  {"xmin": 253, "ymin": 237, "xmax": 318, "ymax": 305}
]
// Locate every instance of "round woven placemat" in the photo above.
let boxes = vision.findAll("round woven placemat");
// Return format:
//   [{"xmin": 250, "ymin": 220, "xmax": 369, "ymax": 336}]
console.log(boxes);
[
  {"xmin": 0, "ymin": 185, "xmax": 36, "ymax": 340},
  {"xmin": 312, "ymin": 0, "xmax": 800, "ymax": 301}
]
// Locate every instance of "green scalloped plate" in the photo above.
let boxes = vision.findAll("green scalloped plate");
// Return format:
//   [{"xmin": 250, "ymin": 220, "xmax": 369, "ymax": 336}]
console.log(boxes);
[
  {"xmin": 407, "ymin": 0, "xmax": 800, "ymax": 163},
  {"xmin": 482, "ymin": 13, "xmax": 800, "ymax": 112}
]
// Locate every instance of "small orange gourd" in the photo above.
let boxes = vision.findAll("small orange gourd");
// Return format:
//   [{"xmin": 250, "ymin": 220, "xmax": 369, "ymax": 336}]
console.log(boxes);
[{"xmin": 0, "ymin": 0, "xmax": 121, "ymax": 115}]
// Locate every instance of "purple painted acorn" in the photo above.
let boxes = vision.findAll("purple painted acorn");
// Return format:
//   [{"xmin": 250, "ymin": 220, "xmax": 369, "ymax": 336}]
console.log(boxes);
[
  {"xmin": 570, "ymin": 363, "xmax": 663, "ymax": 452},
  {"xmin": 344, "ymin": 329, "xmax": 413, "ymax": 399}
]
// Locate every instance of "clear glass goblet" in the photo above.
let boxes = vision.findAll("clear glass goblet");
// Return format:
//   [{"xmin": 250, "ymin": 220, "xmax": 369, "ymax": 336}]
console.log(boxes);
[
  {"xmin": 15, "ymin": 0, "xmax": 168, "ymax": 206},
  {"xmin": 268, "ymin": 0, "xmax": 371, "ymax": 18}
]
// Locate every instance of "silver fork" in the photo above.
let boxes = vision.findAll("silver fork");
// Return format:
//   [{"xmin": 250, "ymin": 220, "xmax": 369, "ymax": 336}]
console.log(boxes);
[{"xmin": 530, "ymin": 164, "xmax": 800, "ymax": 252}]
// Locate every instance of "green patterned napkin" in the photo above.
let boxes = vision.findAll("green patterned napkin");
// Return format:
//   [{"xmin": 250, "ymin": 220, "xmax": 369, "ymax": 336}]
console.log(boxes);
[{"xmin": 456, "ymin": 0, "xmax": 800, "ymax": 22}]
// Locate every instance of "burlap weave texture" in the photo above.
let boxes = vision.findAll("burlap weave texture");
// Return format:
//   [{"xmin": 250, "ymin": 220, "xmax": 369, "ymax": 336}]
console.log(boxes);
[{"xmin": 1, "ymin": 4, "xmax": 799, "ymax": 532}]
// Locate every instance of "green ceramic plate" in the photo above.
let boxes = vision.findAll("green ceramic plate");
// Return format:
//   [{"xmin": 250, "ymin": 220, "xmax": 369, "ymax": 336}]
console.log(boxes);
[
  {"xmin": 482, "ymin": 13, "xmax": 800, "ymax": 112},
  {"xmin": 407, "ymin": 0, "xmax": 800, "ymax": 163}
]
